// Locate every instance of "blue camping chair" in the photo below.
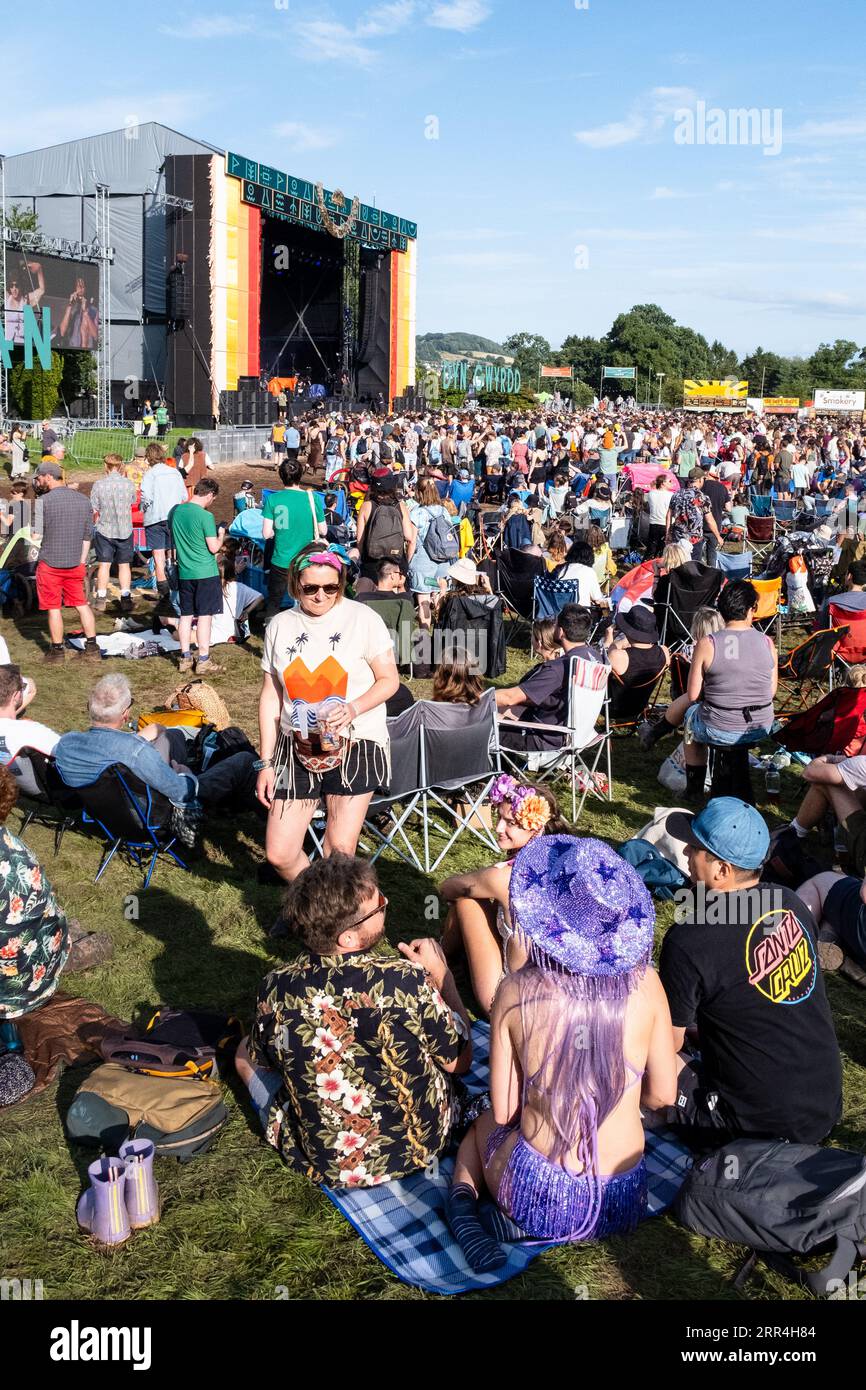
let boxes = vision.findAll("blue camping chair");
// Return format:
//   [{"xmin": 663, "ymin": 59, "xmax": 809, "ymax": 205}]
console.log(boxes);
[
  {"xmin": 750, "ymin": 494, "xmax": 772, "ymax": 517},
  {"xmin": 773, "ymin": 499, "xmax": 797, "ymax": 524},
  {"xmin": 73, "ymin": 766, "xmax": 188, "ymax": 888},
  {"xmin": 228, "ymin": 508, "xmax": 265, "ymax": 543},
  {"xmin": 532, "ymin": 576, "xmax": 581, "ymax": 621},
  {"xmin": 715, "ymin": 550, "xmax": 753, "ymax": 581}
]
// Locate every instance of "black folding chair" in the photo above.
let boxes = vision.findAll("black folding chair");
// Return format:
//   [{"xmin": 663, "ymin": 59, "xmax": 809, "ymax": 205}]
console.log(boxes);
[
  {"xmin": 14, "ymin": 748, "xmax": 81, "ymax": 856},
  {"xmin": 776, "ymin": 626, "xmax": 847, "ymax": 712},
  {"xmin": 655, "ymin": 563, "xmax": 724, "ymax": 651},
  {"xmin": 72, "ymin": 765, "xmax": 188, "ymax": 887},
  {"xmin": 497, "ymin": 547, "xmax": 546, "ymax": 646}
]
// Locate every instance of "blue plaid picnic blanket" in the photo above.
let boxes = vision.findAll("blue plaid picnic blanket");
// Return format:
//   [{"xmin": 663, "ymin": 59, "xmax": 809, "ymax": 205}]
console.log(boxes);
[{"xmin": 323, "ymin": 1021, "xmax": 692, "ymax": 1295}]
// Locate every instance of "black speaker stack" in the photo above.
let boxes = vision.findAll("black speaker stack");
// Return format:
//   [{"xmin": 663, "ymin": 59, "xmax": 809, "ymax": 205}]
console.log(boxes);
[{"xmin": 222, "ymin": 386, "xmax": 280, "ymax": 426}]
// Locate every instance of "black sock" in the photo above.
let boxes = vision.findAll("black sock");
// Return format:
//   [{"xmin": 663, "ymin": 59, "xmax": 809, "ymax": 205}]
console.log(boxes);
[
  {"xmin": 685, "ymin": 763, "xmax": 706, "ymax": 798},
  {"xmin": 446, "ymin": 1182, "xmax": 507, "ymax": 1273}
]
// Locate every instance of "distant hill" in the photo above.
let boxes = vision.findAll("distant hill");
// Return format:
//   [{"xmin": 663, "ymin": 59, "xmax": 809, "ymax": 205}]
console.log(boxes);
[{"xmin": 417, "ymin": 332, "xmax": 508, "ymax": 363}]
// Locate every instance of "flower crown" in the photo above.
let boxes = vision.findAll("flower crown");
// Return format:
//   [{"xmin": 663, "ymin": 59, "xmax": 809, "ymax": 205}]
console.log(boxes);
[{"xmin": 489, "ymin": 773, "xmax": 552, "ymax": 834}]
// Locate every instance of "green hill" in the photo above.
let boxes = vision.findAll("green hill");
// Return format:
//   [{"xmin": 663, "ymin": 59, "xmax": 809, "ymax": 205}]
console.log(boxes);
[{"xmin": 416, "ymin": 331, "xmax": 506, "ymax": 362}]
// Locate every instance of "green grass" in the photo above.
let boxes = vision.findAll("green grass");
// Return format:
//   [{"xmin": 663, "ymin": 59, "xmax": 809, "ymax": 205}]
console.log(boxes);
[
  {"xmin": 23, "ymin": 429, "xmax": 189, "ymax": 471},
  {"xmin": 1, "ymin": 603, "xmax": 864, "ymax": 1302}
]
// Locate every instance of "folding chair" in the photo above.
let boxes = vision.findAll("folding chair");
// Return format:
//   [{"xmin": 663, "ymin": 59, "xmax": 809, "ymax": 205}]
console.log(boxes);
[
  {"xmin": 434, "ymin": 592, "xmax": 506, "ymax": 677},
  {"xmin": 776, "ymin": 626, "xmax": 847, "ymax": 712},
  {"xmin": 13, "ymin": 748, "xmax": 81, "ymax": 856},
  {"xmin": 773, "ymin": 499, "xmax": 798, "ymax": 531},
  {"xmin": 71, "ymin": 765, "xmax": 188, "ymax": 888},
  {"xmin": 359, "ymin": 706, "xmax": 426, "ymax": 870},
  {"xmin": 497, "ymin": 656, "xmax": 612, "ymax": 823},
  {"xmin": 715, "ymin": 551, "xmax": 753, "ymax": 583},
  {"xmin": 749, "ymin": 494, "xmax": 773, "ymax": 518},
  {"xmin": 360, "ymin": 593, "xmax": 416, "ymax": 675},
  {"xmin": 607, "ymin": 666, "xmax": 668, "ymax": 734},
  {"xmin": 829, "ymin": 605, "xmax": 866, "ymax": 680},
  {"xmin": 752, "ymin": 576, "xmax": 783, "ymax": 645},
  {"xmin": 745, "ymin": 515, "xmax": 775, "ymax": 562},
  {"xmin": 496, "ymin": 547, "xmax": 545, "ymax": 647},
  {"xmin": 418, "ymin": 693, "xmax": 502, "ymax": 871},
  {"xmin": 655, "ymin": 564, "xmax": 724, "ymax": 652},
  {"xmin": 532, "ymin": 576, "xmax": 581, "ymax": 621}
]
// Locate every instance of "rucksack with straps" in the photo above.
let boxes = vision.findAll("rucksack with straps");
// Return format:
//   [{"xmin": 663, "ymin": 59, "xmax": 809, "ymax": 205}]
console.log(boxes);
[
  {"xmin": 364, "ymin": 500, "xmax": 405, "ymax": 561},
  {"xmin": 422, "ymin": 509, "xmax": 459, "ymax": 563},
  {"xmin": 674, "ymin": 1139, "xmax": 866, "ymax": 1296}
]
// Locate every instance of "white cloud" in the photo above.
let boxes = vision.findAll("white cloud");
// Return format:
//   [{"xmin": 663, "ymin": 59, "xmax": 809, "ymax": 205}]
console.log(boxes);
[
  {"xmin": 294, "ymin": 19, "xmax": 379, "ymax": 66},
  {"xmin": 789, "ymin": 118, "xmax": 866, "ymax": 144},
  {"xmin": 2, "ymin": 92, "xmax": 212, "ymax": 155},
  {"xmin": 650, "ymin": 186, "xmax": 693, "ymax": 200},
  {"xmin": 575, "ymin": 87, "xmax": 697, "ymax": 149},
  {"xmin": 159, "ymin": 15, "xmax": 253, "ymax": 39},
  {"xmin": 426, "ymin": 1, "xmax": 492, "ymax": 32},
  {"xmin": 272, "ymin": 121, "xmax": 339, "ymax": 152},
  {"xmin": 578, "ymin": 227, "xmax": 695, "ymax": 242},
  {"xmin": 357, "ymin": 1, "xmax": 416, "ymax": 37}
]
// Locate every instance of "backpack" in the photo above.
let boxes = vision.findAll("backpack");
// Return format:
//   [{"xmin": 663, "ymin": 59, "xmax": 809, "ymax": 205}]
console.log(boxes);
[
  {"xmin": 364, "ymin": 500, "xmax": 405, "ymax": 561},
  {"xmin": 66, "ymin": 1064, "xmax": 228, "ymax": 1161},
  {"xmin": 674, "ymin": 1139, "xmax": 866, "ymax": 1296},
  {"xmin": 422, "ymin": 509, "xmax": 459, "ymax": 563}
]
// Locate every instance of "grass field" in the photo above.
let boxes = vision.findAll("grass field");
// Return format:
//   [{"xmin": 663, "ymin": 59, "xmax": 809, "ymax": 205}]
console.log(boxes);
[
  {"xmin": 20, "ymin": 429, "xmax": 189, "ymax": 472},
  {"xmin": 1, "ymin": 515, "xmax": 864, "ymax": 1301}
]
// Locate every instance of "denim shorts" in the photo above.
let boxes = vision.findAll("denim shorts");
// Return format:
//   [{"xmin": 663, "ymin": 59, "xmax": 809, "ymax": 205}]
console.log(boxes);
[
  {"xmin": 245, "ymin": 1065, "xmax": 283, "ymax": 1128},
  {"xmin": 683, "ymin": 703, "xmax": 771, "ymax": 748}
]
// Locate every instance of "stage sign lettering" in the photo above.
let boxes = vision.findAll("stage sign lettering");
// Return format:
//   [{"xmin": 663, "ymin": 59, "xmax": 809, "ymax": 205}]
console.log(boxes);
[
  {"xmin": 229, "ymin": 152, "xmax": 416, "ymax": 252},
  {"xmin": 442, "ymin": 359, "xmax": 522, "ymax": 394}
]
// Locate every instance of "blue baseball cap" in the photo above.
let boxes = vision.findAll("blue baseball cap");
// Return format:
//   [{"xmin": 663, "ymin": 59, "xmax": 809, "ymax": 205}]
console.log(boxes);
[{"xmin": 670, "ymin": 798, "xmax": 769, "ymax": 871}]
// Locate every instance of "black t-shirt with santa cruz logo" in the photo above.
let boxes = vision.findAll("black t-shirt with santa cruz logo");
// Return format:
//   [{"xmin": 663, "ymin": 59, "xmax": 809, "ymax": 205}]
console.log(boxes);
[{"xmin": 659, "ymin": 884, "xmax": 842, "ymax": 1143}]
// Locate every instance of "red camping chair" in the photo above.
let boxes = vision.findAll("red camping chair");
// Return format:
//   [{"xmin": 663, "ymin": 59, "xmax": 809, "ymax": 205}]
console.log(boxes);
[
  {"xmin": 829, "ymin": 605, "xmax": 866, "ymax": 676},
  {"xmin": 774, "ymin": 685, "xmax": 866, "ymax": 758}
]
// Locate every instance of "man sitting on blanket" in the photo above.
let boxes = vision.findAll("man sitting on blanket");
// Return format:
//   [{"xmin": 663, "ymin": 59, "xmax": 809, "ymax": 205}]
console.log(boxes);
[
  {"xmin": 236, "ymin": 853, "xmax": 472, "ymax": 1187},
  {"xmin": 659, "ymin": 798, "xmax": 842, "ymax": 1149}
]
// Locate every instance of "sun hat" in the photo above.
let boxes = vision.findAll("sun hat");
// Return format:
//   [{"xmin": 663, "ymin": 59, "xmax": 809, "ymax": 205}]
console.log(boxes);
[
  {"xmin": 447, "ymin": 557, "xmax": 480, "ymax": 586},
  {"xmin": 509, "ymin": 835, "xmax": 654, "ymax": 978},
  {"xmin": 665, "ymin": 797, "xmax": 770, "ymax": 872},
  {"xmin": 614, "ymin": 606, "xmax": 660, "ymax": 644},
  {"xmin": 458, "ymin": 467, "xmax": 470, "ymax": 480}
]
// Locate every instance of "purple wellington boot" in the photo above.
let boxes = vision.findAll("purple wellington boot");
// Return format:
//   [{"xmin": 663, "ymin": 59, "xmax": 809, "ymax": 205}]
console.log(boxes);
[
  {"xmin": 76, "ymin": 1157, "xmax": 131, "ymax": 1246},
  {"xmin": 119, "ymin": 1139, "xmax": 160, "ymax": 1229}
]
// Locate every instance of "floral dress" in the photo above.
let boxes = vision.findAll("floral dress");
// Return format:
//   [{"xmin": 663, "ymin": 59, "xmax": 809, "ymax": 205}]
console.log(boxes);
[
  {"xmin": 248, "ymin": 948, "xmax": 467, "ymax": 1187},
  {"xmin": 0, "ymin": 826, "xmax": 70, "ymax": 1018}
]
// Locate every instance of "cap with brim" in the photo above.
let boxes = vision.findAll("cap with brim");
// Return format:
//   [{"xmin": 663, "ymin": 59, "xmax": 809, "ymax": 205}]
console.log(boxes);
[
  {"xmin": 509, "ymin": 835, "xmax": 654, "ymax": 979},
  {"xmin": 458, "ymin": 468, "xmax": 470, "ymax": 479},
  {"xmin": 133, "ymin": 446, "xmax": 146, "ymax": 458},
  {"xmin": 664, "ymin": 797, "xmax": 769, "ymax": 872},
  {"xmin": 35, "ymin": 462, "xmax": 62, "ymax": 479}
]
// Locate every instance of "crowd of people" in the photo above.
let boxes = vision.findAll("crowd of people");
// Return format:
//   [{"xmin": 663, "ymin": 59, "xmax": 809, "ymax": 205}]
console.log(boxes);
[{"xmin": 2, "ymin": 396, "xmax": 866, "ymax": 1275}]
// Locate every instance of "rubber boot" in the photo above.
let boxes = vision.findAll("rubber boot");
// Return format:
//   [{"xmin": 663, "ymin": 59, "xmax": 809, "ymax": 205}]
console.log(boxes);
[
  {"xmin": 76, "ymin": 1157, "xmax": 131, "ymax": 1246},
  {"xmin": 119, "ymin": 1138, "xmax": 160, "ymax": 1229}
]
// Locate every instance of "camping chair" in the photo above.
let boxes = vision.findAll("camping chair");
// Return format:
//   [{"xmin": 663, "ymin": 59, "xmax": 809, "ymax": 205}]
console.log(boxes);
[
  {"xmin": 418, "ymin": 693, "xmax": 502, "ymax": 872},
  {"xmin": 71, "ymin": 765, "xmax": 188, "ymax": 888},
  {"xmin": 361, "ymin": 593, "xmax": 416, "ymax": 674},
  {"xmin": 750, "ymin": 494, "xmax": 773, "ymax": 518},
  {"xmin": 829, "ymin": 605, "xmax": 866, "ymax": 679},
  {"xmin": 773, "ymin": 499, "xmax": 798, "ymax": 532},
  {"xmin": 655, "ymin": 564, "xmax": 724, "ymax": 652},
  {"xmin": 774, "ymin": 684, "xmax": 866, "ymax": 759},
  {"xmin": 359, "ymin": 706, "xmax": 426, "ymax": 871},
  {"xmin": 497, "ymin": 655, "xmax": 612, "ymax": 823},
  {"xmin": 715, "ymin": 550, "xmax": 753, "ymax": 582},
  {"xmin": 745, "ymin": 515, "xmax": 775, "ymax": 561},
  {"xmin": 13, "ymin": 748, "xmax": 81, "ymax": 856},
  {"xmin": 496, "ymin": 547, "xmax": 545, "ymax": 646},
  {"xmin": 776, "ymin": 626, "xmax": 847, "ymax": 712},
  {"xmin": 532, "ymin": 576, "xmax": 581, "ymax": 621},
  {"xmin": 752, "ymin": 577, "xmax": 783, "ymax": 644},
  {"xmin": 434, "ymin": 592, "xmax": 506, "ymax": 677},
  {"xmin": 607, "ymin": 665, "xmax": 668, "ymax": 734}
]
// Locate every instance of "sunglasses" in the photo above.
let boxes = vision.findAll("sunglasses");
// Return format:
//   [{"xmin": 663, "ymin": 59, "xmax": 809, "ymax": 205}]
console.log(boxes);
[
  {"xmin": 348, "ymin": 891, "xmax": 388, "ymax": 931},
  {"xmin": 300, "ymin": 581, "xmax": 340, "ymax": 596}
]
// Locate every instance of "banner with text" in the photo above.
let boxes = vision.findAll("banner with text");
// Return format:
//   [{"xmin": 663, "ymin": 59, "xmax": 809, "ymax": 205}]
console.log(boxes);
[
  {"xmin": 684, "ymin": 379, "xmax": 748, "ymax": 407},
  {"xmin": 814, "ymin": 389, "xmax": 866, "ymax": 411}
]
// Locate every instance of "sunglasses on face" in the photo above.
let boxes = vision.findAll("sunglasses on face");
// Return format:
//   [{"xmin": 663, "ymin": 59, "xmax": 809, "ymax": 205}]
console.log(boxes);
[
  {"xmin": 348, "ymin": 891, "xmax": 388, "ymax": 931},
  {"xmin": 300, "ymin": 582, "xmax": 340, "ymax": 596}
]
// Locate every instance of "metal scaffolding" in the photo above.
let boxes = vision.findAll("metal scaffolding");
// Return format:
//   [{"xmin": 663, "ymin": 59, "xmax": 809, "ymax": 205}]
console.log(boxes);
[
  {"xmin": 0, "ymin": 154, "xmax": 7, "ymax": 424},
  {"xmin": 94, "ymin": 183, "xmax": 111, "ymax": 421}
]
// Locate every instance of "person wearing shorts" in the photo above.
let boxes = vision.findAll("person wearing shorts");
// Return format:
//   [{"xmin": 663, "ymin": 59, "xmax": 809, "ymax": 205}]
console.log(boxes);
[
  {"xmin": 140, "ymin": 442, "xmax": 187, "ymax": 599},
  {"xmin": 90, "ymin": 453, "xmax": 136, "ymax": 614},
  {"xmin": 32, "ymin": 463, "xmax": 100, "ymax": 665},
  {"xmin": 256, "ymin": 542, "xmax": 398, "ymax": 889},
  {"xmin": 169, "ymin": 479, "xmax": 226, "ymax": 676},
  {"xmin": 798, "ymin": 864, "xmax": 866, "ymax": 979}
]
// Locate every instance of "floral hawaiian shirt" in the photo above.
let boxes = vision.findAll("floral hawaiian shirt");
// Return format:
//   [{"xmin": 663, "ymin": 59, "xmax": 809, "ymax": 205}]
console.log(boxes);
[
  {"xmin": 0, "ymin": 825, "xmax": 70, "ymax": 1019},
  {"xmin": 668, "ymin": 486, "xmax": 711, "ymax": 545},
  {"xmin": 248, "ymin": 947, "xmax": 467, "ymax": 1187}
]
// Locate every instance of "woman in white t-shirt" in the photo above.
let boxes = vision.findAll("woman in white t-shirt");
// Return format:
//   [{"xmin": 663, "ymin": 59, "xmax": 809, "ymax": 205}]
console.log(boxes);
[
  {"xmin": 557, "ymin": 539, "xmax": 608, "ymax": 608},
  {"xmin": 257, "ymin": 542, "xmax": 399, "ymax": 882},
  {"xmin": 645, "ymin": 474, "xmax": 675, "ymax": 558}
]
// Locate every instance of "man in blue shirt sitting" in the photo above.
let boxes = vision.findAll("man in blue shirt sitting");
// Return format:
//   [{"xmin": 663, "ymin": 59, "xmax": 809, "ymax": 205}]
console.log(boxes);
[{"xmin": 55, "ymin": 674, "xmax": 257, "ymax": 843}]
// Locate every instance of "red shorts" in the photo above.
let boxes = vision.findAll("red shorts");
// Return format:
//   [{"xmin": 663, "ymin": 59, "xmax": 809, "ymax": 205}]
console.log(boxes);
[{"xmin": 36, "ymin": 562, "xmax": 87, "ymax": 610}]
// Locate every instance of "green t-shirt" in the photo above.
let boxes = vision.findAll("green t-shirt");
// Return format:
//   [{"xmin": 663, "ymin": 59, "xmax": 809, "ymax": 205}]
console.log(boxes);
[
  {"xmin": 170, "ymin": 502, "xmax": 218, "ymax": 580},
  {"xmin": 262, "ymin": 488, "xmax": 325, "ymax": 569}
]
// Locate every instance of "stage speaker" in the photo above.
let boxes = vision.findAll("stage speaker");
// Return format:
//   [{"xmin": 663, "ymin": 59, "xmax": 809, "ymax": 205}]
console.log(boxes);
[{"xmin": 166, "ymin": 268, "xmax": 191, "ymax": 322}]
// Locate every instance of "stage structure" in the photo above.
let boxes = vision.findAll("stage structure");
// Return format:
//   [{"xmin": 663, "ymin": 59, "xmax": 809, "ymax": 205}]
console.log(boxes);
[{"xmin": 1, "ymin": 125, "xmax": 417, "ymax": 427}]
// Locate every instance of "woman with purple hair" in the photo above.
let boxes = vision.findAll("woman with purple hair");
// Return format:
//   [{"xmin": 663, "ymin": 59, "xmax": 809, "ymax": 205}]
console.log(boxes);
[{"xmin": 447, "ymin": 835, "xmax": 677, "ymax": 1273}]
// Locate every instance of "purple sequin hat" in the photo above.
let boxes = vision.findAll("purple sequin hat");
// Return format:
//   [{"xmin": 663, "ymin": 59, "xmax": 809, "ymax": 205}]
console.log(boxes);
[{"xmin": 509, "ymin": 835, "xmax": 654, "ymax": 978}]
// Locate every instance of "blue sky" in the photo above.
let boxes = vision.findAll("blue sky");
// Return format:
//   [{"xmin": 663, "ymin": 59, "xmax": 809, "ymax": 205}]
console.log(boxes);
[{"xmin": 7, "ymin": 0, "xmax": 866, "ymax": 356}]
